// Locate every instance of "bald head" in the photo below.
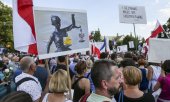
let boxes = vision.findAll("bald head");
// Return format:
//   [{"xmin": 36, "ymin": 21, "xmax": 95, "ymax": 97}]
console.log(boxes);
[{"xmin": 20, "ymin": 56, "xmax": 35, "ymax": 73}]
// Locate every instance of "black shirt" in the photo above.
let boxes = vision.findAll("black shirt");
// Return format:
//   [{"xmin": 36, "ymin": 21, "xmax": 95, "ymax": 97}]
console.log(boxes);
[
  {"xmin": 72, "ymin": 76, "xmax": 85, "ymax": 102},
  {"xmin": 123, "ymin": 93, "xmax": 155, "ymax": 102}
]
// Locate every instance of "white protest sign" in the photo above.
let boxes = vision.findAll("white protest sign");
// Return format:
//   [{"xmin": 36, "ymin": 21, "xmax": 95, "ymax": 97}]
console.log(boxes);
[
  {"xmin": 148, "ymin": 38, "xmax": 170, "ymax": 63},
  {"xmin": 117, "ymin": 45, "xmax": 128, "ymax": 53},
  {"xmin": 34, "ymin": 7, "xmax": 90, "ymax": 59},
  {"xmin": 0, "ymin": 48, "xmax": 4, "ymax": 54},
  {"xmin": 119, "ymin": 5, "xmax": 147, "ymax": 24},
  {"xmin": 129, "ymin": 41, "xmax": 134, "ymax": 48}
]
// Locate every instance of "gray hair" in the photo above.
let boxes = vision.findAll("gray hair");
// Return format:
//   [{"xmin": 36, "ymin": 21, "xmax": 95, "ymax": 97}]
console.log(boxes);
[
  {"xmin": 91, "ymin": 60, "xmax": 117, "ymax": 88},
  {"xmin": 20, "ymin": 56, "xmax": 34, "ymax": 73}
]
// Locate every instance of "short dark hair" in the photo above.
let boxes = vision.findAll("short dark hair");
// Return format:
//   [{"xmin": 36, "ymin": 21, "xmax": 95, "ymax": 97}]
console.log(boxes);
[
  {"xmin": 162, "ymin": 60, "xmax": 170, "ymax": 73},
  {"xmin": 124, "ymin": 52, "xmax": 133, "ymax": 59},
  {"xmin": 111, "ymin": 53, "xmax": 117, "ymax": 60},
  {"xmin": 75, "ymin": 60, "xmax": 87, "ymax": 74},
  {"xmin": 58, "ymin": 56, "xmax": 65, "ymax": 63},
  {"xmin": 91, "ymin": 60, "xmax": 117, "ymax": 88},
  {"xmin": 0, "ymin": 91, "xmax": 33, "ymax": 102},
  {"xmin": 100, "ymin": 52, "xmax": 108, "ymax": 59},
  {"xmin": 120, "ymin": 58, "xmax": 136, "ymax": 68}
]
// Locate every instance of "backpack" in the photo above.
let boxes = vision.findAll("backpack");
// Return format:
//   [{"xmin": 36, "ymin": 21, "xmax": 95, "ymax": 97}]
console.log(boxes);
[
  {"xmin": 15, "ymin": 77, "xmax": 38, "ymax": 88},
  {"xmin": 139, "ymin": 68, "xmax": 149, "ymax": 91}
]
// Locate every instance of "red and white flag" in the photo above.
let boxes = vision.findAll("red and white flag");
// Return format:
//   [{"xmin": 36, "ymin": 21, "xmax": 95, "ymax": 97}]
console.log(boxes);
[
  {"xmin": 13, "ymin": 0, "xmax": 37, "ymax": 55},
  {"xmin": 91, "ymin": 41, "xmax": 100, "ymax": 58},
  {"xmin": 146, "ymin": 20, "xmax": 164, "ymax": 45}
]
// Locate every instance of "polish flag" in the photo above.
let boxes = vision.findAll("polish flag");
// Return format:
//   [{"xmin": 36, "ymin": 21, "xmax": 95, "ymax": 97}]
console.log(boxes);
[
  {"xmin": 91, "ymin": 42, "xmax": 100, "ymax": 58},
  {"xmin": 13, "ymin": 0, "xmax": 37, "ymax": 55},
  {"xmin": 146, "ymin": 20, "xmax": 164, "ymax": 45}
]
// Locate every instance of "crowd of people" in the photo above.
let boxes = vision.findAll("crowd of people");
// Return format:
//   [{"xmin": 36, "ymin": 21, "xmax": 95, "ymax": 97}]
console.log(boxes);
[{"xmin": 0, "ymin": 51, "xmax": 170, "ymax": 102}]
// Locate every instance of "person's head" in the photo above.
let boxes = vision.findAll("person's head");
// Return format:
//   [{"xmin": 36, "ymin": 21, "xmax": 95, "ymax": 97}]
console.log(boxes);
[
  {"xmin": 91, "ymin": 60, "xmax": 121, "ymax": 97},
  {"xmin": 51, "ymin": 16, "xmax": 61, "ymax": 30},
  {"xmin": 138, "ymin": 58, "xmax": 146, "ymax": 66},
  {"xmin": 7, "ymin": 54, "xmax": 13, "ymax": 60},
  {"xmin": 49, "ymin": 69, "xmax": 70, "ymax": 93},
  {"xmin": 2, "ymin": 57, "xmax": 9, "ymax": 64},
  {"xmin": 86, "ymin": 51, "xmax": 90, "ymax": 56},
  {"xmin": 119, "ymin": 58, "xmax": 136, "ymax": 68},
  {"xmin": 75, "ymin": 60, "xmax": 87, "ymax": 75},
  {"xmin": 58, "ymin": 56, "xmax": 66, "ymax": 64},
  {"xmin": 86, "ymin": 59, "xmax": 93, "ymax": 69},
  {"xmin": 132, "ymin": 56, "xmax": 138, "ymax": 62},
  {"xmin": 123, "ymin": 66, "xmax": 142, "ymax": 86},
  {"xmin": 20, "ymin": 56, "xmax": 36, "ymax": 73},
  {"xmin": 100, "ymin": 52, "xmax": 109, "ymax": 59},
  {"xmin": 73, "ymin": 58, "xmax": 79, "ymax": 63},
  {"xmin": 162, "ymin": 60, "xmax": 170, "ymax": 73},
  {"xmin": 0, "ymin": 91, "xmax": 33, "ymax": 102},
  {"xmin": 111, "ymin": 53, "xmax": 117, "ymax": 61},
  {"xmin": 124, "ymin": 52, "xmax": 133, "ymax": 59}
]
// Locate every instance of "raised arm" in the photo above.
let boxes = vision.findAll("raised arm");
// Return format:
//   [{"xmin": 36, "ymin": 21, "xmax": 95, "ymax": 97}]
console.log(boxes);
[
  {"xmin": 72, "ymin": 14, "xmax": 81, "ymax": 28},
  {"xmin": 63, "ymin": 14, "xmax": 81, "ymax": 32}
]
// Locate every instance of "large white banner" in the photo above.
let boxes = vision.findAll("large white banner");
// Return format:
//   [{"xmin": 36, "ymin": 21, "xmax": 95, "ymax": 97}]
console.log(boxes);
[
  {"xmin": 34, "ymin": 7, "xmax": 89, "ymax": 59},
  {"xmin": 119, "ymin": 5, "xmax": 147, "ymax": 24},
  {"xmin": 117, "ymin": 45, "xmax": 128, "ymax": 53},
  {"xmin": 148, "ymin": 38, "xmax": 170, "ymax": 63}
]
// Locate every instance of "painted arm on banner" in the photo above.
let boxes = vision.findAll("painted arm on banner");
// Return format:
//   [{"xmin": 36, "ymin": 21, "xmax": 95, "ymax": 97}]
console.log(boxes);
[
  {"xmin": 47, "ymin": 34, "xmax": 54, "ymax": 53},
  {"xmin": 62, "ymin": 14, "xmax": 81, "ymax": 32}
]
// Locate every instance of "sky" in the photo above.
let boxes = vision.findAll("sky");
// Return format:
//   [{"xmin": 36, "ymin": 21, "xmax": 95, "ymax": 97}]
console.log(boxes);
[{"xmin": 2, "ymin": 0, "xmax": 170, "ymax": 39}]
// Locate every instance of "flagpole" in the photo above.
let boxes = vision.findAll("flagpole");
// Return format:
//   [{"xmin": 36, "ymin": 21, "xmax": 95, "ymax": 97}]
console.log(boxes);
[
  {"xmin": 133, "ymin": 23, "xmax": 137, "ymax": 51},
  {"xmin": 66, "ymin": 55, "xmax": 72, "ymax": 100},
  {"xmin": 133, "ymin": 23, "xmax": 136, "ymax": 38}
]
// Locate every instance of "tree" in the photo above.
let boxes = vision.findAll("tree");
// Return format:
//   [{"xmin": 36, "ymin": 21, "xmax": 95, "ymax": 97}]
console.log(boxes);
[
  {"xmin": 0, "ymin": 1, "xmax": 13, "ymax": 50},
  {"xmin": 93, "ymin": 29, "xmax": 101, "ymax": 42},
  {"xmin": 122, "ymin": 35, "xmax": 139, "ymax": 51},
  {"xmin": 141, "ymin": 37, "xmax": 145, "ymax": 43}
]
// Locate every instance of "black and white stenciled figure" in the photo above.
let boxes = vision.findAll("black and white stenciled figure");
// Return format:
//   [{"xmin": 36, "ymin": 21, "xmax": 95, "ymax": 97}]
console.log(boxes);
[
  {"xmin": 47, "ymin": 14, "xmax": 81, "ymax": 53},
  {"xmin": 79, "ymin": 28, "xmax": 85, "ymax": 42}
]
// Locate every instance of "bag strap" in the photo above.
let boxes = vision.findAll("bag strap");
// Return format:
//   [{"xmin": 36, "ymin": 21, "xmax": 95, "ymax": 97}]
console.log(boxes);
[
  {"xmin": 86, "ymin": 72, "xmax": 91, "ymax": 78},
  {"xmin": 118, "ymin": 89, "xmax": 124, "ymax": 102},
  {"xmin": 72, "ymin": 76, "xmax": 84, "ymax": 89},
  {"xmin": 79, "ymin": 93, "xmax": 91, "ymax": 102},
  {"xmin": 15, "ymin": 77, "xmax": 38, "ymax": 88}
]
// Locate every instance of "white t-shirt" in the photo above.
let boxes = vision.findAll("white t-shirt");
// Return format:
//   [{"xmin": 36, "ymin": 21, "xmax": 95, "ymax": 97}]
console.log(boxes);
[
  {"xmin": 15, "ymin": 72, "xmax": 42, "ymax": 101},
  {"xmin": 42, "ymin": 93, "xmax": 72, "ymax": 102}
]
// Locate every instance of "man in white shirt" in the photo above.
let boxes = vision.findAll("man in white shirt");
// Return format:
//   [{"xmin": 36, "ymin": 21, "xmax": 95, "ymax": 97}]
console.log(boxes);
[{"xmin": 15, "ymin": 56, "xmax": 42, "ymax": 102}]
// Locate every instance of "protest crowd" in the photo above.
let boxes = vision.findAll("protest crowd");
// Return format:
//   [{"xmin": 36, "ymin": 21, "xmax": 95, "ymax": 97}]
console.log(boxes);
[
  {"xmin": 1, "ymin": 0, "xmax": 170, "ymax": 102},
  {"xmin": 0, "ymin": 51, "xmax": 169, "ymax": 102}
]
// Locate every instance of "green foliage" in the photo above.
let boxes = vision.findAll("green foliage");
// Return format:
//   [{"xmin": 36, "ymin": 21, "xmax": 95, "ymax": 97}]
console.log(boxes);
[
  {"xmin": 0, "ymin": 1, "xmax": 13, "ymax": 50},
  {"xmin": 141, "ymin": 37, "xmax": 145, "ymax": 43},
  {"xmin": 116, "ymin": 40, "xmax": 123, "ymax": 46},
  {"xmin": 93, "ymin": 29, "xmax": 101, "ymax": 42},
  {"xmin": 122, "ymin": 35, "xmax": 139, "ymax": 51}
]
